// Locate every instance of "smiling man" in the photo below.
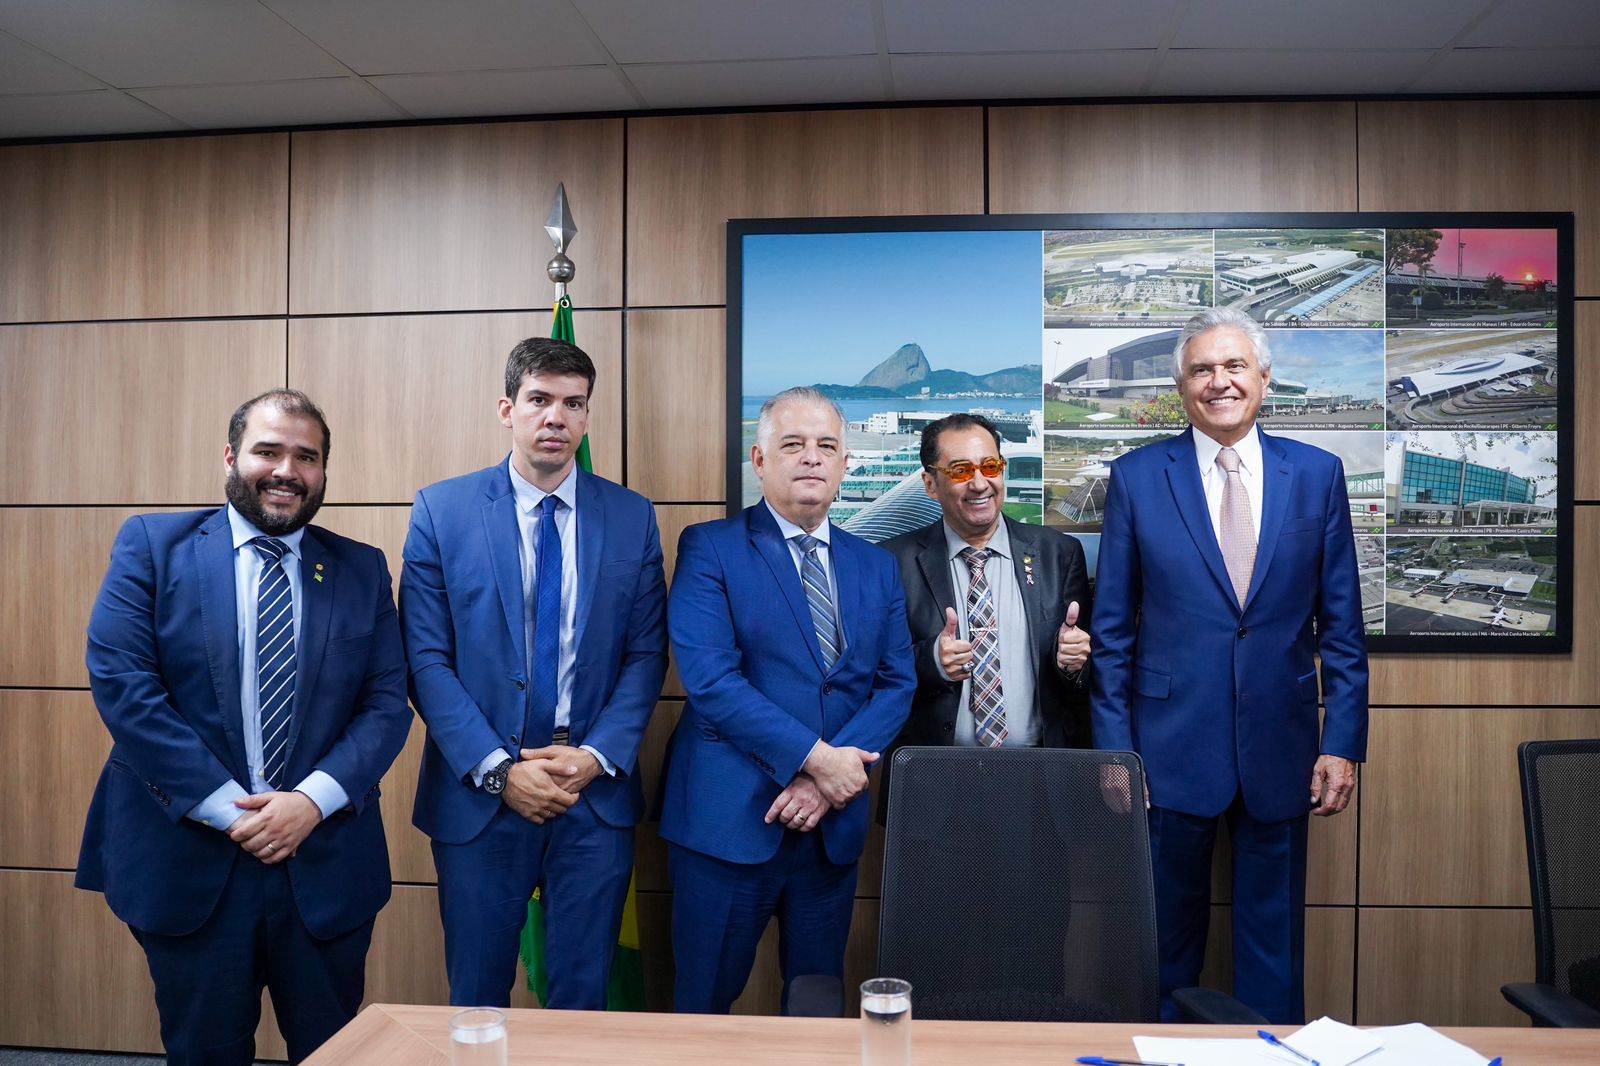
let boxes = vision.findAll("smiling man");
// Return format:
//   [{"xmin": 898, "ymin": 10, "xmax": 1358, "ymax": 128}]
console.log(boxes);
[
  {"xmin": 79, "ymin": 390, "xmax": 411, "ymax": 1065},
  {"xmin": 1089, "ymin": 307, "xmax": 1369, "ymax": 1024},
  {"xmin": 401, "ymin": 337, "xmax": 666, "ymax": 1008},
  {"xmin": 877, "ymin": 413, "xmax": 1092, "ymax": 818},
  {"xmin": 660, "ymin": 386, "xmax": 915, "ymax": 1013}
]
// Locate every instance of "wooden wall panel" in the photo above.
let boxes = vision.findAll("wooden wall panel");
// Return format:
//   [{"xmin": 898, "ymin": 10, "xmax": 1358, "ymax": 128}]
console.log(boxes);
[
  {"xmin": 289, "ymin": 121, "xmax": 623, "ymax": 314},
  {"xmin": 627, "ymin": 310, "xmax": 725, "ymax": 502},
  {"xmin": 1361, "ymin": 707, "xmax": 1600, "ymax": 907},
  {"xmin": 632, "ymin": 700, "xmax": 681, "ymax": 894},
  {"xmin": 1198, "ymin": 906, "xmax": 1357, "ymax": 1023},
  {"xmin": 312, "ymin": 505, "xmax": 413, "ymax": 590},
  {"xmin": 1369, "ymin": 507, "xmax": 1600, "ymax": 705},
  {"xmin": 1358, "ymin": 100, "xmax": 1600, "ymax": 296},
  {"xmin": 989, "ymin": 103, "xmax": 1358, "ymax": 215},
  {"xmin": 0, "ymin": 134, "xmax": 288, "ymax": 323},
  {"xmin": 0, "ymin": 320, "xmax": 286, "ymax": 504},
  {"xmin": 1357, "ymin": 907, "xmax": 1532, "ymax": 1026},
  {"xmin": 1575, "ymin": 303, "xmax": 1599, "ymax": 501},
  {"xmin": 627, "ymin": 109, "xmax": 984, "ymax": 306},
  {"xmin": 290, "ymin": 311, "xmax": 622, "ymax": 502},
  {"xmin": 0, "ymin": 690, "xmax": 109, "ymax": 870}
]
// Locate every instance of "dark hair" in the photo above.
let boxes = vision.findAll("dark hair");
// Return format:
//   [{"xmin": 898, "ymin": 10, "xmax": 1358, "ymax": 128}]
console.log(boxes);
[
  {"xmin": 505, "ymin": 337, "xmax": 596, "ymax": 399},
  {"xmin": 228, "ymin": 389, "xmax": 331, "ymax": 463},
  {"xmin": 919, "ymin": 413, "xmax": 1003, "ymax": 470}
]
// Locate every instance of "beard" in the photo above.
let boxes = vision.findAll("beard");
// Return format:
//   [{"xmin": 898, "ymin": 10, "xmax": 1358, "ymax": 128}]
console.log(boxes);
[{"xmin": 226, "ymin": 466, "xmax": 326, "ymax": 536}]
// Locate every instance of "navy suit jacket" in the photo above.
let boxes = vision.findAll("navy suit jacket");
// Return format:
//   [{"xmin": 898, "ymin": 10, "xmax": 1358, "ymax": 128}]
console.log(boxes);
[
  {"xmin": 77, "ymin": 509, "xmax": 411, "ymax": 939},
  {"xmin": 401, "ymin": 461, "xmax": 667, "ymax": 845},
  {"xmin": 660, "ymin": 504, "xmax": 916, "ymax": 866},
  {"xmin": 1089, "ymin": 427, "xmax": 1369, "ymax": 823}
]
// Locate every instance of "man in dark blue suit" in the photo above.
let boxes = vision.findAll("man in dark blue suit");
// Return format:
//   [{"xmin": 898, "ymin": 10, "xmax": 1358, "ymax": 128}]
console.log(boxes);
[
  {"xmin": 79, "ymin": 389, "xmax": 412, "ymax": 1065},
  {"xmin": 1089, "ymin": 308, "xmax": 1368, "ymax": 1025},
  {"xmin": 662, "ymin": 386, "xmax": 916, "ymax": 1013},
  {"xmin": 402, "ymin": 337, "xmax": 667, "ymax": 1009}
]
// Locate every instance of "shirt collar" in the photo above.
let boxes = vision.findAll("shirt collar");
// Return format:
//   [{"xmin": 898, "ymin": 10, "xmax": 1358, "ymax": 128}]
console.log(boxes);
[
  {"xmin": 765, "ymin": 499, "xmax": 832, "ymax": 547},
  {"xmin": 943, "ymin": 517, "xmax": 1011, "ymax": 561},
  {"xmin": 508, "ymin": 456, "xmax": 578, "ymax": 516},
  {"xmin": 226, "ymin": 503, "xmax": 306, "ymax": 556},
  {"xmin": 1193, "ymin": 425, "xmax": 1263, "ymax": 478}
]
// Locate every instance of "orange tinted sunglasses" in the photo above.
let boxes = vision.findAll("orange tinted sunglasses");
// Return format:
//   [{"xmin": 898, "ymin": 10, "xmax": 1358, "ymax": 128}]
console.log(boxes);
[{"xmin": 929, "ymin": 456, "xmax": 1006, "ymax": 483}]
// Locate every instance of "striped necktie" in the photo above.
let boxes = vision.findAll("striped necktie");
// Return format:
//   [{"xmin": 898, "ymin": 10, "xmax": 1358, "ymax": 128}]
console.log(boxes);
[
  {"xmin": 1216, "ymin": 446, "xmax": 1257, "ymax": 607},
  {"xmin": 253, "ymin": 537, "xmax": 295, "ymax": 790},
  {"xmin": 960, "ymin": 547, "xmax": 1007, "ymax": 747},
  {"xmin": 794, "ymin": 533, "xmax": 839, "ymax": 671}
]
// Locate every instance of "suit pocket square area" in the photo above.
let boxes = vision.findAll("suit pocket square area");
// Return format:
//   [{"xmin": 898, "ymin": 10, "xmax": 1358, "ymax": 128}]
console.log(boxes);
[{"xmin": 1281, "ymin": 516, "xmax": 1322, "ymax": 534}]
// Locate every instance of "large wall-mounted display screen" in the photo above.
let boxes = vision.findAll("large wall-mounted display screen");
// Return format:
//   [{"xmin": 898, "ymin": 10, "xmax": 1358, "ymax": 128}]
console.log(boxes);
[{"xmin": 727, "ymin": 214, "xmax": 1574, "ymax": 654}]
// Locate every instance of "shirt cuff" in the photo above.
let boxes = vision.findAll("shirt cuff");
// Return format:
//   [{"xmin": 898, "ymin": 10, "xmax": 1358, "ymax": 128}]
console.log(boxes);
[
  {"xmin": 471, "ymin": 748, "xmax": 513, "ymax": 788},
  {"xmin": 187, "ymin": 779, "xmax": 250, "ymax": 832},
  {"xmin": 580, "ymin": 744, "xmax": 618, "ymax": 778},
  {"xmin": 293, "ymin": 770, "xmax": 348, "ymax": 819}
]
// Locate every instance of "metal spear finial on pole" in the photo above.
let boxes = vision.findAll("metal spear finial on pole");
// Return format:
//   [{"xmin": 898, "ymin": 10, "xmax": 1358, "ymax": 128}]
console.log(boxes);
[{"xmin": 545, "ymin": 182, "xmax": 578, "ymax": 300}]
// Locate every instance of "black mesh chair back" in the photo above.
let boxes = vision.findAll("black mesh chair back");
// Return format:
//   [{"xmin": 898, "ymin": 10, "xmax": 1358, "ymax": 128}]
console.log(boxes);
[
  {"xmin": 1519, "ymin": 739, "xmax": 1600, "ymax": 1012},
  {"xmin": 878, "ymin": 746, "xmax": 1159, "ymax": 1022}
]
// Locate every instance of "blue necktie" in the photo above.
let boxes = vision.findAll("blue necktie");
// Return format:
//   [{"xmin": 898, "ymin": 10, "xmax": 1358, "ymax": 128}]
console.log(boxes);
[
  {"xmin": 253, "ymin": 537, "xmax": 295, "ymax": 790},
  {"xmin": 794, "ymin": 533, "xmax": 839, "ymax": 670},
  {"xmin": 531, "ymin": 495, "xmax": 563, "ymax": 734}
]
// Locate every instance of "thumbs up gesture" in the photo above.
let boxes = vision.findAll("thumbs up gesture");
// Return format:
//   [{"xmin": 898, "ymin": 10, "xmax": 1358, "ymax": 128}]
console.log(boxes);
[
  {"xmin": 937, "ymin": 606, "xmax": 976, "ymax": 681},
  {"xmin": 1056, "ymin": 600, "xmax": 1090, "ymax": 674}
]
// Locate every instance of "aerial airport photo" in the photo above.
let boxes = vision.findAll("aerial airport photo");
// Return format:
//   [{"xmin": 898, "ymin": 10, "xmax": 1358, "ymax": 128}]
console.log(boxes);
[
  {"xmin": 1043, "ymin": 229, "xmax": 1213, "ymax": 326},
  {"xmin": 1215, "ymin": 228, "xmax": 1386, "ymax": 325},
  {"xmin": 1384, "ymin": 328, "xmax": 1558, "ymax": 429},
  {"xmin": 1383, "ymin": 536, "xmax": 1556, "ymax": 636}
]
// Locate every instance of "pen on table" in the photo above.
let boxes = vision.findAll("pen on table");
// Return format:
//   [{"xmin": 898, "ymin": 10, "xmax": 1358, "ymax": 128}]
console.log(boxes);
[
  {"xmin": 1257, "ymin": 1029, "xmax": 1320, "ymax": 1066},
  {"xmin": 1075, "ymin": 1057, "xmax": 1185, "ymax": 1066},
  {"xmin": 1486, "ymin": 1058, "xmax": 1502, "ymax": 1066}
]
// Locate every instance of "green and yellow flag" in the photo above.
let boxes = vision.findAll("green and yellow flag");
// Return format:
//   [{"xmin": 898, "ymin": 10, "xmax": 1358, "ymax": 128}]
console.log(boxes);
[{"xmin": 517, "ymin": 294, "xmax": 646, "ymax": 1011}]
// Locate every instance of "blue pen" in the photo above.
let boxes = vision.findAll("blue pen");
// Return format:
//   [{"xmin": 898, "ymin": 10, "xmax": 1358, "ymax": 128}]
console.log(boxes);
[
  {"xmin": 1487, "ymin": 1058, "xmax": 1502, "ymax": 1066},
  {"xmin": 1257, "ymin": 1030, "xmax": 1321, "ymax": 1066},
  {"xmin": 1075, "ymin": 1057, "xmax": 1185, "ymax": 1066}
]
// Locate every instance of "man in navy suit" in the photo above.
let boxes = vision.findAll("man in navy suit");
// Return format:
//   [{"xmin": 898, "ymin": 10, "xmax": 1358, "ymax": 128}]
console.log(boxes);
[
  {"xmin": 1089, "ymin": 307, "xmax": 1368, "ymax": 1024},
  {"xmin": 661, "ymin": 386, "xmax": 916, "ymax": 1013},
  {"xmin": 79, "ymin": 389, "xmax": 412, "ymax": 1065},
  {"xmin": 402, "ymin": 337, "xmax": 667, "ymax": 1008}
]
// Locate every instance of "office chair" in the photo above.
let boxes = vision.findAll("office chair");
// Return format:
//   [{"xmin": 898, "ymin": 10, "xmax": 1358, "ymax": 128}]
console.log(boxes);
[
  {"xmin": 876, "ymin": 746, "xmax": 1262, "ymax": 1024},
  {"xmin": 1502, "ymin": 739, "xmax": 1600, "ymax": 1027}
]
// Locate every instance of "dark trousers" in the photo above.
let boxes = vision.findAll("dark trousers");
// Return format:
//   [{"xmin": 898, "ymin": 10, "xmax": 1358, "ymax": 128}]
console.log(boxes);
[
  {"xmin": 668, "ymin": 830, "xmax": 859, "ymax": 1014},
  {"xmin": 132, "ymin": 856, "xmax": 374, "ymax": 1066},
  {"xmin": 432, "ymin": 796, "xmax": 633, "ymax": 1009},
  {"xmin": 1148, "ymin": 792, "xmax": 1309, "ymax": 1025}
]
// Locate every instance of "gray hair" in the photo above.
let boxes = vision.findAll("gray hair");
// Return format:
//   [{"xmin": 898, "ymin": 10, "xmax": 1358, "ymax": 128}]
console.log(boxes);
[
  {"xmin": 1170, "ymin": 307, "xmax": 1272, "ymax": 381},
  {"xmin": 755, "ymin": 386, "xmax": 848, "ymax": 450}
]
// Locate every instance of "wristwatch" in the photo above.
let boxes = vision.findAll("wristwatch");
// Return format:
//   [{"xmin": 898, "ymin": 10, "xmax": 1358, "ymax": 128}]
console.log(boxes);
[{"xmin": 482, "ymin": 757, "xmax": 515, "ymax": 796}]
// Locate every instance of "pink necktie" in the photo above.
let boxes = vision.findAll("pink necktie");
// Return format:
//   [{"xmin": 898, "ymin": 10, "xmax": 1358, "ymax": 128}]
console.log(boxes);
[{"xmin": 1216, "ymin": 447, "xmax": 1256, "ymax": 607}]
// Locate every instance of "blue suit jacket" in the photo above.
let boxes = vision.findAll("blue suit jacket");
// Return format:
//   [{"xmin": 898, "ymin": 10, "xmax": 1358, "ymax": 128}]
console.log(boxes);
[
  {"xmin": 660, "ymin": 504, "xmax": 916, "ymax": 866},
  {"xmin": 77, "ymin": 509, "xmax": 411, "ymax": 939},
  {"xmin": 401, "ymin": 461, "xmax": 668, "ymax": 845},
  {"xmin": 1089, "ymin": 427, "xmax": 1369, "ymax": 823}
]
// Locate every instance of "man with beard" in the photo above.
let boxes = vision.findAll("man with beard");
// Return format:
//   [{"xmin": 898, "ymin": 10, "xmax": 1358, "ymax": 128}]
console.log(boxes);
[
  {"xmin": 78, "ymin": 389, "xmax": 411, "ymax": 1066},
  {"xmin": 401, "ymin": 337, "xmax": 667, "ymax": 1008}
]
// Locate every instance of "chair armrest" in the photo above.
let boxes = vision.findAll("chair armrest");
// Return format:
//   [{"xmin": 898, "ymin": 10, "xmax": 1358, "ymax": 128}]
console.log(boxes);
[
  {"xmin": 1502, "ymin": 982, "xmax": 1600, "ymax": 1027},
  {"xmin": 1172, "ymin": 986, "xmax": 1270, "ymax": 1025},
  {"xmin": 785, "ymin": 974, "xmax": 844, "ymax": 1017}
]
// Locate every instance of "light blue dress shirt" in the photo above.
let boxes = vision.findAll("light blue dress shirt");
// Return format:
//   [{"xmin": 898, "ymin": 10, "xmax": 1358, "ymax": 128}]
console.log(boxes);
[{"xmin": 186, "ymin": 505, "xmax": 348, "ymax": 831}]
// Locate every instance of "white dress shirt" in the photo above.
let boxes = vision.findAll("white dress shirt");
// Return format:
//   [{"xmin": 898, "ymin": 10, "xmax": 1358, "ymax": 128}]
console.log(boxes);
[{"xmin": 1193, "ymin": 426, "xmax": 1265, "ymax": 547}]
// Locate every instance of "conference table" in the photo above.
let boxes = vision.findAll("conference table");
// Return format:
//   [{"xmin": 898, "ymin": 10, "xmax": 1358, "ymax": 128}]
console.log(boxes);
[{"xmin": 306, "ymin": 1003, "xmax": 1600, "ymax": 1066}]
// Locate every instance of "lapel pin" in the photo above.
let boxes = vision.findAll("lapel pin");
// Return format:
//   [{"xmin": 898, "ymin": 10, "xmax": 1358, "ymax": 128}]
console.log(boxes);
[
  {"xmin": 313, "ymin": 563, "xmax": 325, "ymax": 583},
  {"xmin": 1022, "ymin": 555, "xmax": 1035, "ymax": 586}
]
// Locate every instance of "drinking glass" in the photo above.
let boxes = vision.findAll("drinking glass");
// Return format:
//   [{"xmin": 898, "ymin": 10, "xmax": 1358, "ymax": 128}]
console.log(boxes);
[
  {"xmin": 860, "ymin": 978, "xmax": 912, "ymax": 1066},
  {"xmin": 450, "ymin": 1007, "xmax": 508, "ymax": 1066}
]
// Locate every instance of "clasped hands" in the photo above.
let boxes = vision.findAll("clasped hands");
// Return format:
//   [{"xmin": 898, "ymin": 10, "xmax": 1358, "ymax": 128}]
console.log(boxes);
[
  {"xmin": 763, "ymin": 740, "xmax": 880, "ymax": 831},
  {"xmin": 501, "ymin": 745, "xmax": 603, "ymax": 825},
  {"xmin": 228, "ymin": 790, "xmax": 323, "ymax": 865}
]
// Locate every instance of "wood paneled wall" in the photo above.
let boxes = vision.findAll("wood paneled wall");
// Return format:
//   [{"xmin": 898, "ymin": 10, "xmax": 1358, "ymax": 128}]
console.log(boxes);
[{"xmin": 2, "ymin": 97, "xmax": 1596, "ymax": 1052}]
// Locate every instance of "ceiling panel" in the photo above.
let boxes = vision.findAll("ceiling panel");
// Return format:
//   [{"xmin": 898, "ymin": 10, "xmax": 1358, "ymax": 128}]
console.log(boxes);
[
  {"xmin": 1460, "ymin": 0, "xmax": 1600, "ymax": 49},
  {"xmin": 883, "ymin": 0, "xmax": 1179, "ymax": 52},
  {"xmin": 130, "ymin": 77, "xmax": 409, "ymax": 130},
  {"xmin": 0, "ymin": 30, "xmax": 100, "ymax": 94},
  {"xmin": 0, "ymin": 0, "xmax": 349, "ymax": 86},
  {"xmin": 1409, "ymin": 48, "xmax": 1600, "ymax": 93},
  {"xmin": 575, "ymin": 0, "xmax": 876, "ymax": 63},
  {"xmin": 1151, "ymin": 49, "xmax": 1434, "ymax": 96},
  {"xmin": 1174, "ymin": 0, "xmax": 1487, "ymax": 50},
  {"xmin": 891, "ymin": 51, "xmax": 1152, "ymax": 101},
  {"xmin": 0, "ymin": 90, "xmax": 184, "ymax": 138},
  {"xmin": 262, "ymin": 0, "xmax": 606, "ymax": 75},
  {"xmin": 367, "ymin": 66, "xmax": 636, "ymax": 118},
  {"xmin": 627, "ymin": 56, "xmax": 885, "ymax": 109}
]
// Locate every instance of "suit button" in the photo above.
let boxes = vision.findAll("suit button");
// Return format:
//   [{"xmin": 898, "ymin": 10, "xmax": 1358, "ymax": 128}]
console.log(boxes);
[
  {"xmin": 1237, "ymin": 627, "xmax": 1247, "ymax": 638},
  {"xmin": 514, "ymin": 680, "xmax": 526, "ymax": 691},
  {"xmin": 823, "ymin": 683, "xmax": 832, "ymax": 695},
  {"xmin": 942, "ymin": 723, "xmax": 954, "ymax": 734},
  {"xmin": 510, "ymin": 734, "xmax": 520, "ymax": 745}
]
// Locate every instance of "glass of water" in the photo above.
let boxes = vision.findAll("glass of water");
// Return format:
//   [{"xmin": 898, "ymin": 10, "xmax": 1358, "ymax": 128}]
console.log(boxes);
[
  {"xmin": 860, "ymin": 978, "xmax": 912, "ymax": 1066},
  {"xmin": 450, "ymin": 1007, "xmax": 507, "ymax": 1066}
]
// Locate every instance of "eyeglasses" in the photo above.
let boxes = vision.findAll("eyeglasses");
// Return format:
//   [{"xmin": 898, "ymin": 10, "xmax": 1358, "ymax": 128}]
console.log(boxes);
[{"xmin": 928, "ymin": 456, "xmax": 1007, "ymax": 483}]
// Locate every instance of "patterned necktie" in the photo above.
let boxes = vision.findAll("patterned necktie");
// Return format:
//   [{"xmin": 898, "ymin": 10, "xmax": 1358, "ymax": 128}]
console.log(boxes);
[
  {"xmin": 960, "ymin": 547, "xmax": 1007, "ymax": 748},
  {"xmin": 1216, "ymin": 446, "xmax": 1257, "ymax": 607},
  {"xmin": 794, "ymin": 533, "xmax": 839, "ymax": 670},
  {"xmin": 531, "ymin": 495, "xmax": 563, "ymax": 730},
  {"xmin": 253, "ymin": 537, "xmax": 295, "ymax": 790}
]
